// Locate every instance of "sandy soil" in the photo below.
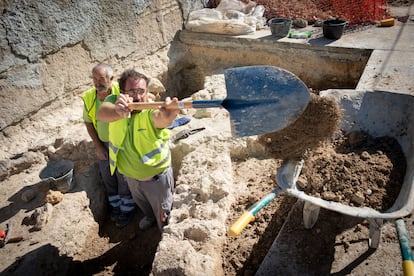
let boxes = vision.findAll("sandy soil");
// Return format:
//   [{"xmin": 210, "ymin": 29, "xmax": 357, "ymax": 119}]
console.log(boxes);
[
  {"xmin": 2, "ymin": 79, "xmax": 407, "ymax": 276},
  {"xmin": 300, "ymin": 131, "xmax": 406, "ymax": 211}
]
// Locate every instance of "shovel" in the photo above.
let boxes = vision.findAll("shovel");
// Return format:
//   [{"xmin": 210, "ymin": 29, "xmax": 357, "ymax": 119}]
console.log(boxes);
[
  {"xmin": 129, "ymin": 66, "xmax": 310, "ymax": 137},
  {"xmin": 228, "ymin": 159, "xmax": 304, "ymax": 236},
  {"xmin": 228, "ymin": 187, "xmax": 283, "ymax": 237}
]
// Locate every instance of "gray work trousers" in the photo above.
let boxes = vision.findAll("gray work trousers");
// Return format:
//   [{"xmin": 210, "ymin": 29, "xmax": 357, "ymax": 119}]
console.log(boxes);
[
  {"xmin": 99, "ymin": 143, "xmax": 135, "ymax": 214},
  {"xmin": 126, "ymin": 166, "xmax": 174, "ymax": 231}
]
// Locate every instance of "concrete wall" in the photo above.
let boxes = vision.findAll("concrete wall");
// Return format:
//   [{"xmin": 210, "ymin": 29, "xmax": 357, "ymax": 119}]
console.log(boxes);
[{"xmin": 166, "ymin": 30, "xmax": 372, "ymax": 99}]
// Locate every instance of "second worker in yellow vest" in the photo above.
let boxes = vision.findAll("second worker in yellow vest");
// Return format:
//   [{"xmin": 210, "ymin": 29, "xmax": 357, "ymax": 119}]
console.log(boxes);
[{"xmin": 81, "ymin": 63, "xmax": 135, "ymax": 228}]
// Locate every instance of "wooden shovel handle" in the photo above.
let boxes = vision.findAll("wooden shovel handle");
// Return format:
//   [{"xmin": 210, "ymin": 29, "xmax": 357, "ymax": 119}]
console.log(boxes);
[{"xmin": 128, "ymin": 101, "xmax": 193, "ymax": 110}]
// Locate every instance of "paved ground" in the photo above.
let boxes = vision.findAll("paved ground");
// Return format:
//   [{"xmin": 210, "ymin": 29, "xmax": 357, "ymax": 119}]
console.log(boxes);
[
  {"xmin": 249, "ymin": 5, "xmax": 414, "ymax": 275},
  {"xmin": 242, "ymin": 6, "xmax": 414, "ymax": 94}
]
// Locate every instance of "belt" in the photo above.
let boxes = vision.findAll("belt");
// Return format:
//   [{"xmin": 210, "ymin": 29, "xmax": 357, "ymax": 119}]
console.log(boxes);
[{"xmin": 137, "ymin": 167, "xmax": 169, "ymax": 182}]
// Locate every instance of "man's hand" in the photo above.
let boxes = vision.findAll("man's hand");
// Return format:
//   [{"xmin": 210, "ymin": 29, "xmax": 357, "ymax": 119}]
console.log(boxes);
[
  {"xmin": 153, "ymin": 97, "xmax": 180, "ymax": 129},
  {"xmin": 161, "ymin": 97, "xmax": 180, "ymax": 121},
  {"xmin": 96, "ymin": 143, "xmax": 108, "ymax": 160},
  {"xmin": 115, "ymin": 94, "xmax": 132, "ymax": 118}
]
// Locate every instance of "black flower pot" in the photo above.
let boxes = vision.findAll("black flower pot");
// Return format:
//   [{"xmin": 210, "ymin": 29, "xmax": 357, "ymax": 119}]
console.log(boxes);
[
  {"xmin": 269, "ymin": 18, "xmax": 292, "ymax": 38},
  {"xmin": 323, "ymin": 19, "xmax": 346, "ymax": 40}
]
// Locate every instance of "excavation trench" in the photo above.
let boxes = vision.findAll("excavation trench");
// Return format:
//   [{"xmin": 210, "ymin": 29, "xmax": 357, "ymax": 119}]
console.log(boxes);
[
  {"xmin": 84, "ymin": 34, "xmax": 379, "ymax": 274},
  {"xmin": 3, "ymin": 30, "xmax": 410, "ymax": 276}
]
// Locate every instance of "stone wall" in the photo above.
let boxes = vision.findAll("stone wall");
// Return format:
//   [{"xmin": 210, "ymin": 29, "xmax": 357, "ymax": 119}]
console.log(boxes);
[{"xmin": 0, "ymin": 0, "xmax": 204, "ymax": 131}]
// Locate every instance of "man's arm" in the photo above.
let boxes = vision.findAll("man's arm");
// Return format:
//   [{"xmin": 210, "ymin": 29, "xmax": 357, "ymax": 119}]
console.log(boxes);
[
  {"xmin": 97, "ymin": 94, "xmax": 130, "ymax": 122},
  {"xmin": 97, "ymin": 102, "xmax": 123, "ymax": 122}
]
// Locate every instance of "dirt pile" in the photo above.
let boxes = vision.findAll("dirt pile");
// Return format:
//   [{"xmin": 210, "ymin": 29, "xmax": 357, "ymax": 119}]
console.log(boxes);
[
  {"xmin": 299, "ymin": 130, "xmax": 406, "ymax": 211},
  {"xmin": 257, "ymin": 92, "xmax": 405, "ymax": 211},
  {"xmin": 258, "ymin": 93, "xmax": 342, "ymax": 160}
]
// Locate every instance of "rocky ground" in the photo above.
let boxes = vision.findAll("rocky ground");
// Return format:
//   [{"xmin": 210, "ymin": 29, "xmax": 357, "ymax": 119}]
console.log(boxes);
[{"xmin": 0, "ymin": 74, "xmax": 411, "ymax": 276}]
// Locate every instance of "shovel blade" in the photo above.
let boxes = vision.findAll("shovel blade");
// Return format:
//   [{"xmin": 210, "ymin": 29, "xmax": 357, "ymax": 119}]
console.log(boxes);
[{"xmin": 224, "ymin": 66, "xmax": 310, "ymax": 137}]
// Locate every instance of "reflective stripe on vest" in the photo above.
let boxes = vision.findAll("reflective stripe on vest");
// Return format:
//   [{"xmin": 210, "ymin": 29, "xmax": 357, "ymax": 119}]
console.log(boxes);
[
  {"xmin": 108, "ymin": 109, "xmax": 170, "ymax": 176},
  {"xmin": 141, "ymin": 143, "xmax": 170, "ymax": 168},
  {"xmin": 108, "ymin": 118, "xmax": 128, "ymax": 175},
  {"xmin": 109, "ymin": 142, "xmax": 119, "ymax": 155},
  {"xmin": 108, "ymin": 141, "xmax": 119, "ymax": 174}
]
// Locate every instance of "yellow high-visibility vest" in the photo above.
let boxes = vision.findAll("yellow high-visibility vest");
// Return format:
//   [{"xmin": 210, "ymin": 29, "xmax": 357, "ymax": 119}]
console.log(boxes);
[
  {"xmin": 81, "ymin": 82, "xmax": 120, "ymax": 129},
  {"xmin": 108, "ymin": 109, "xmax": 170, "ymax": 177}
]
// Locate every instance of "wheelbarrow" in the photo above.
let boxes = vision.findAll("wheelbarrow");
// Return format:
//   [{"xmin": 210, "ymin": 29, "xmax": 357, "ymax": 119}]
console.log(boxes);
[
  {"xmin": 39, "ymin": 159, "xmax": 75, "ymax": 193},
  {"xmin": 277, "ymin": 89, "xmax": 414, "ymax": 248}
]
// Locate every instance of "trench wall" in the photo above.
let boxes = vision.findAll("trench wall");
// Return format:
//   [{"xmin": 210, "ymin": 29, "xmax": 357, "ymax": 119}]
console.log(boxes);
[
  {"xmin": 0, "ymin": 0, "xmax": 201, "ymax": 132},
  {"xmin": 1, "ymin": 0, "xmax": 372, "ymax": 136},
  {"xmin": 166, "ymin": 30, "xmax": 372, "ymax": 98}
]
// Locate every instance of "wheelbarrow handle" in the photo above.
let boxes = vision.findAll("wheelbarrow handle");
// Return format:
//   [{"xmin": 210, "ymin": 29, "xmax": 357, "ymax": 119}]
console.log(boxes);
[
  {"xmin": 395, "ymin": 219, "xmax": 414, "ymax": 276},
  {"xmin": 228, "ymin": 187, "xmax": 282, "ymax": 237}
]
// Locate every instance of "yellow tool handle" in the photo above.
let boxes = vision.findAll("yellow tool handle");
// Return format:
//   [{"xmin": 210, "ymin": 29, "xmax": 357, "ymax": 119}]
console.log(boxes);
[
  {"xmin": 396, "ymin": 218, "xmax": 414, "ymax": 276},
  {"xmin": 228, "ymin": 188, "xmax": 281, "ymax": 237},
  {"xmin": 128, "ymin": 101, "xmax": 193, "ymax": 110},
  {"xmin": 228, "ymin": 211, "xmax": 255, "ymax": 237}
]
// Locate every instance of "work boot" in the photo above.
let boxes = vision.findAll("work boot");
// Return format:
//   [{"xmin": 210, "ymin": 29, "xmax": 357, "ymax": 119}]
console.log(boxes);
[
  {"xmin": 116, "ymin": 212, "xmax": 134, "ymax": 228},
  {"xmin": 110, "ymin": 207, "xmax": 121, "ymax": 222},
  {"xmin": 139, "ymin": 216, "xmax": 155, "ymax": 230}
]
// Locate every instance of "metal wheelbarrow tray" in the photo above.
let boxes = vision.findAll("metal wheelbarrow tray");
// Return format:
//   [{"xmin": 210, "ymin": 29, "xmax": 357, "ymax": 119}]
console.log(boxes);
[{"xmin": 277, "ymin": 90, "xmax": 414, "ymax": 248}]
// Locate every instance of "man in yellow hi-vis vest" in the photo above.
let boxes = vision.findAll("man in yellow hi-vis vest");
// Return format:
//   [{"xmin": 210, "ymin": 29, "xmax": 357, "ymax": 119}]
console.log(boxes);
[
  {"xmin": 81, "ymin": 64, "xmax": 135, "ymax": 228},
  {"xmin": 97, "ymin": 69, "xmax": 179, "ymax": 231}
]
